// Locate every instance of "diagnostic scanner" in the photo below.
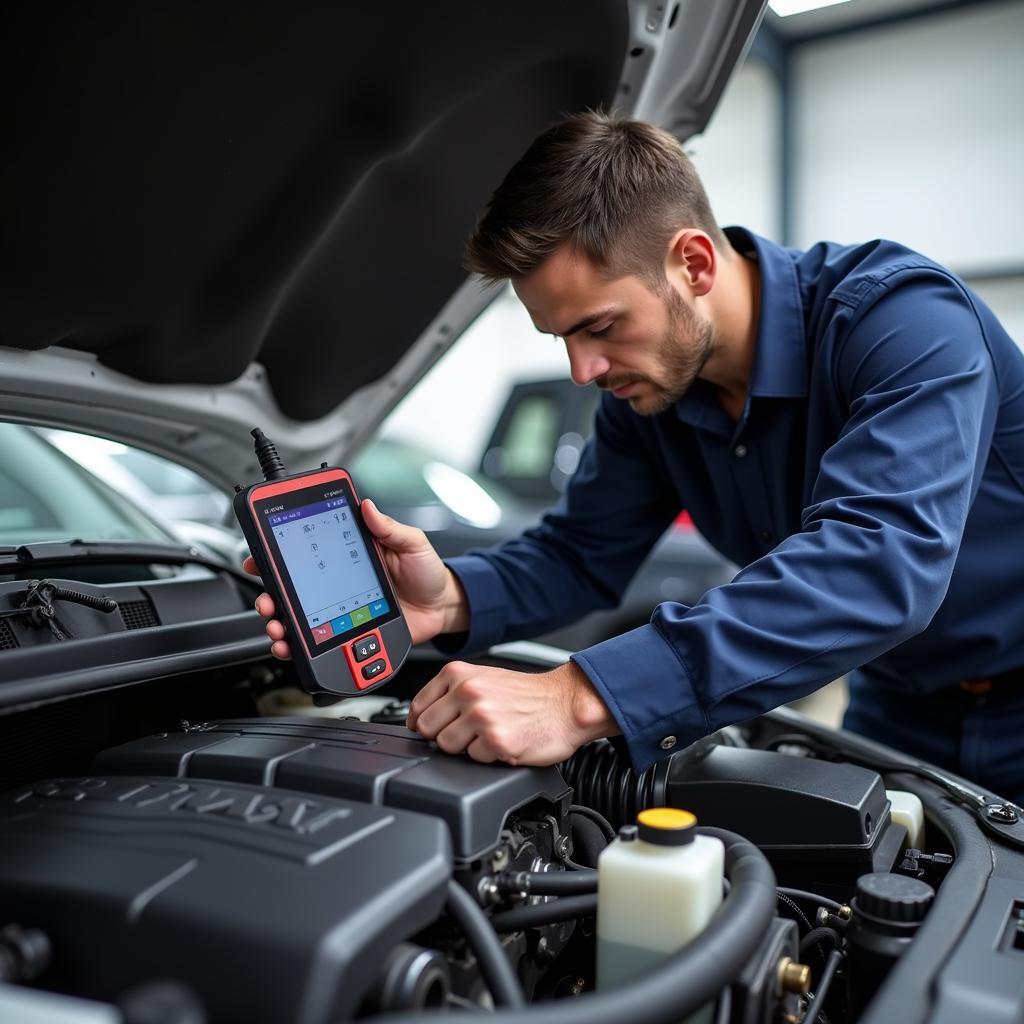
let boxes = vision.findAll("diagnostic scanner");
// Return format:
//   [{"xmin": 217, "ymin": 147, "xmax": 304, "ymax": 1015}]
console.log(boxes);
[{"xmin": 233, "ymin": 429, "xmax": 412, "ymax": 698}]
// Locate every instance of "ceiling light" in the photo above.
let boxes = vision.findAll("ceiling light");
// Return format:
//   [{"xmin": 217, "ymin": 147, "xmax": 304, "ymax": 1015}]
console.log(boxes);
[{"xmin": 769, "ymin": 0, "xmax": 855, "ymax": 17}]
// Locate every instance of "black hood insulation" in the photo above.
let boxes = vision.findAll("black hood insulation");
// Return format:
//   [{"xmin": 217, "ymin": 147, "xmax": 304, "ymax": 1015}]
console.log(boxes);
[{"xmin": 1, "ymin": 2, "xmax": 626, "ymax": 419}]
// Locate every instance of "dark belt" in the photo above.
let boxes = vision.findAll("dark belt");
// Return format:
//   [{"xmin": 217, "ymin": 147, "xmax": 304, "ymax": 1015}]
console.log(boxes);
[{"xmin": 958, "ymin": 666, "xmax": 1024, "ymax": 701}]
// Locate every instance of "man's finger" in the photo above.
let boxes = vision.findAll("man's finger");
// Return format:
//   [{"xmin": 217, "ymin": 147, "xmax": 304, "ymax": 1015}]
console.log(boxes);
[
  {"xmin": 255, "ymin": 593, "xmax": 276, "ymax": 618},
  {"xmin": 415, "ymin": 693, "xmax": 464, "ymax": 741},
  {"xmin": 466, "ymin": 736, "xmax": 499, "ymax": 764},
  {"xmin": 407, "ymin": 665, "xmax": 459, "ymax": 730},
  {"xmin": 266, "ymin": 619, "xmax": 286, "ymax": 642},
  {"xmin": 433, "ymin": 715, "xmax": 479, "ymax": 755},
  {"xmin": 242, "ymin": 555, "xmax": 260, "ymax": 576},
  {"xmin": 270, "ymin": 640, "xmax": 291, "ymax": 660}
]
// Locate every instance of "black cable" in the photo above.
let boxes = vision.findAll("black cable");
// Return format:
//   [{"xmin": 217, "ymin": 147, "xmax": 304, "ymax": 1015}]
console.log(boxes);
[
  {"xmin": 569, "ymin": 804, "xmax": 616, "ymax": 843},
  {"xmin": 443, "ymin": 881, "xmax": 524, "ymax": 1008},
  {"xmin": 377, "ymin": 826, "xmax": 777, "ymax": 1024},
  {"xmin": 558, "ymin": 853, "xmax": 593, "ymax": 872},
  {"xmin": 713, "ymin": 985, "xmax": 731, "ymax": 1024},
  {"xmin": 799, "ymin": 927, "xmax": 840, "ymax": 960},
  {"xmin": 495, "ymin": 871, "xmax": 597, "ymax": 897},
  {"xmin": 777, "ymin": 891, "xmax": 814, "ymax": 933},
  {"xmin": 778, "ymin": 887, "xmax": 845, "ymax": 914},
  {"xmin": 805, "ymin": 949, "xmax": 843, "ymax": 1023},
  {"xmin": 490, "ymin": 894, "xmax": 597, "ymax": 933}
]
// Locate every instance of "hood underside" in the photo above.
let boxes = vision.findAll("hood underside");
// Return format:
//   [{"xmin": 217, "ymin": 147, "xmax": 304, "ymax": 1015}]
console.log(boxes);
[{"xmin": 1, "ymin": 2, "xmax": 764, "ymax": 486}]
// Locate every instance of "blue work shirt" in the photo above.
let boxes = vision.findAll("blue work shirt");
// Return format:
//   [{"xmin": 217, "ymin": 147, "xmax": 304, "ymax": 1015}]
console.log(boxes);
[{"xmin": 445, "ymin": 227, "xmax": 1024, "ymax": 773}]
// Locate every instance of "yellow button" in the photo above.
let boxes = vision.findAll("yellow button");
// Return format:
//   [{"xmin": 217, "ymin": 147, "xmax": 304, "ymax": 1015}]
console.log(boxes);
[{"xmin": 637, "ymin": 807, "xmax": 697, "ymax": 831}]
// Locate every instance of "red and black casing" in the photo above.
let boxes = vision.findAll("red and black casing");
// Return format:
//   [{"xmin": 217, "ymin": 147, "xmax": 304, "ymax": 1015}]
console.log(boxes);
[{"xmin": 233, "ymin": 466, "xmax": 412, "ymax": 698}]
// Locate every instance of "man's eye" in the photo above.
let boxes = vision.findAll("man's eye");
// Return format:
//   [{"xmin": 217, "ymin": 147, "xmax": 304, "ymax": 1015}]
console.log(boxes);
[{"xmin": 588, "ymin": 324, "xmax": 613, "ymax": 338}]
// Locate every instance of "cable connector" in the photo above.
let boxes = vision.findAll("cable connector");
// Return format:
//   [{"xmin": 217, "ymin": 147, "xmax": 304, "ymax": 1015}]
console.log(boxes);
[{"xmin": 251, "ymin": 428, "xmax": 288, "ymax": 481}]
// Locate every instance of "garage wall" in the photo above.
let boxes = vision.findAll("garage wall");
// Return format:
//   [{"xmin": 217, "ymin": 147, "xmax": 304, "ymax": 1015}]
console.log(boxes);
[
  {"xmin": 790, "ymin": 0, "xmax": 1024, "ymax": 340},
  {"xmin": 791, "ymin": 1, "xmax": 1024, "ymax": 272},
  {"xmin": 689, "ymin": 59, "xmax": 782, "ymax": 241}
]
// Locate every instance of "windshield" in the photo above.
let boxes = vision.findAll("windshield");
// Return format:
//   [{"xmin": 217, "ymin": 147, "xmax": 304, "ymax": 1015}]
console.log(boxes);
[{"xmin": 0, "ymin": 423, "xmax": 176, "ymax": 546}]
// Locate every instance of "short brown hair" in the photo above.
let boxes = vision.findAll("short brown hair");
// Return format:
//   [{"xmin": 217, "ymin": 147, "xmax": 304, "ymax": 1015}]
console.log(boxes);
[{"xmin": 464, "ymin": 110, "xmax": 722, "ymax": 287}]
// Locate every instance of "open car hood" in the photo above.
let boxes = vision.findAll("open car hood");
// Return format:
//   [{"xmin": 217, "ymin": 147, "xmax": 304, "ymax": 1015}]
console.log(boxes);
[{"xmin": 1, "ymin": 1, "xmax": 765, "ymax": 489}]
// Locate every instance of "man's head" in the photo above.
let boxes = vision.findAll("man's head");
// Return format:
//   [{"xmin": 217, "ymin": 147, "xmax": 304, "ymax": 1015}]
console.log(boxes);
[{"xmin": 464, "ymin": 111, "xmax": 727, "ymax": 416}]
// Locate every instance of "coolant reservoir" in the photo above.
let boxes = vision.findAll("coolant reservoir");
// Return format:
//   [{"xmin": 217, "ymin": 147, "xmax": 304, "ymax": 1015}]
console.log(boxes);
[
  {"xmin": 885, "ymin": 789, "xmax": 924, "ymax": 850},
  {"xmin": 597, "ymin": 808, "xmax": 724, "ymax": 990}
]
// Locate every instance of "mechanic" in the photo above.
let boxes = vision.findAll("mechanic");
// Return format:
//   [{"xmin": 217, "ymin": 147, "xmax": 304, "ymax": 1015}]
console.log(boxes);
[{"xmin": 252, "ymin": 112, "xmax": 1024, "ymax": 802}]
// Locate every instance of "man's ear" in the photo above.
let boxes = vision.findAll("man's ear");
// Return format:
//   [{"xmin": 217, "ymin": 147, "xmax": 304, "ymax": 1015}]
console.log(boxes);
[{"xmin": 665, "ymin": 230, "xmax": 717, "ymax": 297}]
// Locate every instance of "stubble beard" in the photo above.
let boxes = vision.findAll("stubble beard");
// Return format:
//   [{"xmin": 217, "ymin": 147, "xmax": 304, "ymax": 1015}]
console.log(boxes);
[{"xmin": 620, "ymin": 290, "xmax": 715, "ymax": 416}]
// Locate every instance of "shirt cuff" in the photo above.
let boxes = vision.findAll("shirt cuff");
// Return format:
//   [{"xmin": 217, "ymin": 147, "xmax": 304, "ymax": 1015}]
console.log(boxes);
[
  {"xmin": 432, "ymin": 554, "xmax": 510, "ymax": 656},
  {"xmin": 571, "ymin": 622, "xmax": 709, "ymax": 774}
]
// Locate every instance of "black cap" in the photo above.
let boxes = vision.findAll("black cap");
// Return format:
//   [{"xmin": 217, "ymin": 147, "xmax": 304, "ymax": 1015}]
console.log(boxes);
[
  {"xmin": 636, "ymin": 808, "xmax": 697, "ymax": 847},
  {"xmin": 853, "ymin": 872, "xmax": 935, "ymax": 924}
]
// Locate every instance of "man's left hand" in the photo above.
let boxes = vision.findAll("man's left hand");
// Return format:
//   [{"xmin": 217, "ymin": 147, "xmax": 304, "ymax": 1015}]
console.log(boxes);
[{"xmin": 407, "ymin": 660, "xmax": 620, "ymax": 766}]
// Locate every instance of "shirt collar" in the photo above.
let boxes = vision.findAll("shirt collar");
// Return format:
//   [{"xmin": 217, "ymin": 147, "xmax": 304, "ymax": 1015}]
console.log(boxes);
[
  {"xmin": 671, "ymin": 227, "xmax": 808, "ymax": 434},
  {"xmin": 726, "ymin": 226, "xmax": 809, "ymax": 400}
]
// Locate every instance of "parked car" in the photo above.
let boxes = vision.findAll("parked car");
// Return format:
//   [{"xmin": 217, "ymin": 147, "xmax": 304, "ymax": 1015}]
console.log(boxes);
[
  {"xmin": 0, "ymin": 5, "xmax": 1021, "ymax": 1024},
  {"xmin": 476, "ymin": 377, "xmax": 736, "ymax": 647}
]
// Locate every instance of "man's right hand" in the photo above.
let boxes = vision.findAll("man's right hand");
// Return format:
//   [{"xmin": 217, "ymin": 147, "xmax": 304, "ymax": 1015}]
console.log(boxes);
[{"xmin": 245, "ymin": 498, "xmax": 469, "ymax": 659}]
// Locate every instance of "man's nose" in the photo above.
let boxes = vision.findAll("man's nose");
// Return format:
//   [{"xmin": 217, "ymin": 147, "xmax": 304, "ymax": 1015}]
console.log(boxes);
[{"xmin": 565, "ymin": 341, "xmax": 611, "ymax": 386}]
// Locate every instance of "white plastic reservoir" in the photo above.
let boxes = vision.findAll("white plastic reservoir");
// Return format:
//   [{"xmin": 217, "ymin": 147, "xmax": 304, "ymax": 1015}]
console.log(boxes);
[
  {"xmin": 597, "ymin": 808, "xmax": 724, "ymax": 991},
  {"xmin": 885, "ymin": 789, "xmax": 925, "ymax": 850}
]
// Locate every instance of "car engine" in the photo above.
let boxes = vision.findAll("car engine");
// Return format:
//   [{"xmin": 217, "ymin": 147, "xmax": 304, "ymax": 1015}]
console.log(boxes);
[{"xmin": 0, "ymin": 709, "xmax": 973, "ymax": 1024}]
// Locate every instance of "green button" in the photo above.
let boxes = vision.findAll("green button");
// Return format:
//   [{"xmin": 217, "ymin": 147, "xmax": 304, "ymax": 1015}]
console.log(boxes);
[{"xmin": 350, "ymin": 605, "xmax": 371, "ymax": 627}]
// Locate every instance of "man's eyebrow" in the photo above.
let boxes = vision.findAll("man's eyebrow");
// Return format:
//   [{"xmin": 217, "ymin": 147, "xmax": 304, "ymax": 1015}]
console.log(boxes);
[{"xmin": 550, "ymin": 307, "xmax": 618, "ymax": 339}]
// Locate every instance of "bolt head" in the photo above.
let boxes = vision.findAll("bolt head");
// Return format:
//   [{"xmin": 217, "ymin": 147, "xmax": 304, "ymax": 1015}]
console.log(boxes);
[{"xmin": 986, "ymin": 803, "xmax": 1020, "ymax": 823}]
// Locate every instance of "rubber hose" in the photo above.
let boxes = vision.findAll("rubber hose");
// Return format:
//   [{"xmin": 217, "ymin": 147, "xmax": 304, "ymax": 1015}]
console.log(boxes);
[
  {"xmin": 443, "ymin": 880, "xmax": 524, "ymax": 1008},
  {"xmin": 713, "ymin": 985, "xmax": 731, "ymax": 1024},
  {"xmin": 561, "ymin": 741, "xmax": 664, "ymax": 829},
  {"xmin": 490, "ymin": 894, "xmax": 598, "ymax": 933},
  {"xmin": 496, "ymin": 870, "xmax": 597, "ymax": 896},
  {"xmin": 376, "ymin": 827, "xmax": 776, "ymax": 1024},
  {"xmin": 569, "ymin": 803, "xmax": 616, "ymax": 842},
  {"xmin": 571, "ymin": 813, "xmax": 611, "ymax": 867},
  {"xmin": 799, "ymin": 927, "xmax": 840, "ymax": 960},
  {"xmin": 806, "ymin": 949, "xmax": 843, "ymax": 1023}
]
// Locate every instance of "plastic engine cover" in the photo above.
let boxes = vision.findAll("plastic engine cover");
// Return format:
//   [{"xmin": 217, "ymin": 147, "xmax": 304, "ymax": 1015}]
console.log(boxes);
[
  {"xmin": 92, "ymin": 717, "xmax": 572, "ymax": 861},
  {"xmin": 0, "ymin": 774, "xmax": 450, "ymax": 1024}
]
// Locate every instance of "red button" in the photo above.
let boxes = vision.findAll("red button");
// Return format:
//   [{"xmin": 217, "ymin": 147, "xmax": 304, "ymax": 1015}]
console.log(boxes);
[{"xmin": 311, "ymin": 622, "xmax": 334, "ymax": 644}]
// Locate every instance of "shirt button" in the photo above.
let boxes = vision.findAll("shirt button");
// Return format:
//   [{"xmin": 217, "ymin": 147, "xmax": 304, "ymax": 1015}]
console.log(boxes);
[
  {"xmin": 734, "ymin": 444, "xmax": 748, "ymax": 458},
  {"xmin": 659, "ymin": 735, "xmax": 678, "ymax": 750}
]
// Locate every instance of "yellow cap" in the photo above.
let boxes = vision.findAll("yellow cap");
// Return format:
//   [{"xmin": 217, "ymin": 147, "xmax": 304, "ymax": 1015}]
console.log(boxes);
[{"xmin": 636, "ymin": 807, "xmax": 697, "ymax": 845}]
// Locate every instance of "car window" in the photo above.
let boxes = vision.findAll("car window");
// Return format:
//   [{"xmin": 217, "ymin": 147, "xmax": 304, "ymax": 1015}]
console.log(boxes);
[
  {"xmin": 380, "ymin": 287, "xmax": 570, "ymax": 471},
  {"xmin": 0, "ymin": 423, "xmax": 174, "ymax": 546},
  {"xmin": 499, "ymin": 396, "xmax": 561, "ymax": 476},
  {"xmin": 43, "ymin": 429, "xmax": 231, "ymax": 527}
]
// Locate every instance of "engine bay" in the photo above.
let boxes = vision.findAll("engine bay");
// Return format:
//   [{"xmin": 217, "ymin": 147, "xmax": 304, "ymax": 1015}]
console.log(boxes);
[
  {"xmin": 2, "ymin": 684, "xmax": 1020, "ymax": 1024},
  {"xmin": 0, "ymin": 572, "xmax": 1021, "ymax": 1024}
]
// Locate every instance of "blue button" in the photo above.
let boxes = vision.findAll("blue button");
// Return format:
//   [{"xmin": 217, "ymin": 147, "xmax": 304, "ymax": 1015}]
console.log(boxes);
[
  {"xmin": 370, "ymin": 599, "xmax": 389, "ymax": 618},
  {"xmin": 329, "ymin": 613, "xmax": 352, "ymax": 634}
]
